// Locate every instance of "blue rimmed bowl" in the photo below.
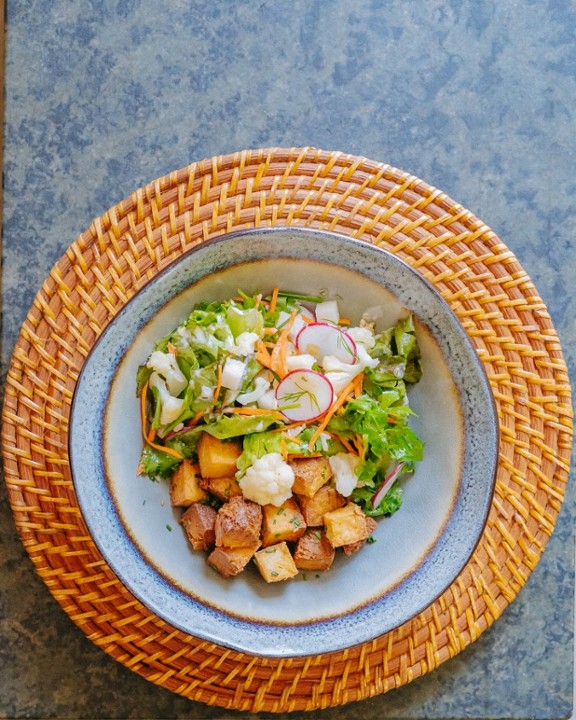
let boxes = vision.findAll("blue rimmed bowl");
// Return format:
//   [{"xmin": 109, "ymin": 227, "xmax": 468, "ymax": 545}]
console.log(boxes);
[{"xmin": 69, "ymin": 227, "xmax": 498, "ymax": 657}]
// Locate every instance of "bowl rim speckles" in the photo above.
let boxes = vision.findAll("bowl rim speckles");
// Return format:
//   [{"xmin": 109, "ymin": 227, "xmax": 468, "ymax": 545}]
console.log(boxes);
[{"xmin": 69, "ymin": 227, "xmax": 499, "ymax": 657}]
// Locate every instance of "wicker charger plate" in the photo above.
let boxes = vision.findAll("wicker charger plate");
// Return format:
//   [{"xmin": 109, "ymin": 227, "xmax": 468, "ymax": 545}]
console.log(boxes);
[{"xmin": 2, "ymin": 147, "xmax": 573, "ymax": 713}]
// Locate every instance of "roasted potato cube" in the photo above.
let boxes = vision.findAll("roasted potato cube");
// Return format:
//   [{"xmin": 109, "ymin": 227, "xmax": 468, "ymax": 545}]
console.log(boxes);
[
  {"xmin": 289, "ymin": 456, "xmax": 332, "ymax": 498},
  {"xmin": 293, "ymin": 529, "xmax": 335, "ymax": 571},
  {"xmin": 197, "ymin": 433, "xmax": 242, "ymax": 478},
  {"xmin": 207, "ymin": 544, "xmax": 259, "ymax": 578},
  {"xmin": 324, "ymin": 503, "xmax": 373, "ymax": 548},
  {"xmin": 170, "ymin": 459, "xmax": 207, "ymax": 506},
  {"xmin": 215, "ymin": 495, "xmax": 262, "ymax": 548},
  {"xmin": 296, "ymin": 484, "xmax": 346, "ymax": 527},
  {"xmin": 342, "ymin": 516, "xmax": 377, "ymax": 555},
  {"xmin": 254, "ymin": 542, "xmax": 299, "ymax": 582},
  {"xmin": 179, "ymin": 502, "xmax": 217, "ymax": 551},
  {"xmin": 200, "ymin": 474, "xmax": 243, "ymax": 502},
  {"xmin": 261, "ymin": 498, "xmax": 306, "ymax": 547}
]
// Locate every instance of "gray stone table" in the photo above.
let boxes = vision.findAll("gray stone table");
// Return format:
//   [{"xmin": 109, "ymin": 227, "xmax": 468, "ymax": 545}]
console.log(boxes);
[{"xmin": 1, "ymin": 1, "xmax": 574, "ymax": 718}]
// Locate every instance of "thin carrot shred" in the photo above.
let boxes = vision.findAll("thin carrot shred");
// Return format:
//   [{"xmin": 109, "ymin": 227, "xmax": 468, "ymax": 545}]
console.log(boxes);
[
  {"xmin": 280, "ymin": 436, "xmax": 288, "ymax": 461},
  {"xmin": 140, "ymin": 382, "xmax": 150, "ymax": 441},
  {"xmin": 325, "ymin": 430, "xmax": 357, "ymax": 455},
  {"xmin": 222, "ymin": 406, "xmax": 285, "ymax": 420},
  {"xmin": 140, "ymin": 381, "xmax": 184, "ymax": 460},
  {"xmin": 338, "ymin": 318, "xmax": 351, "ymax": 326},
  {"xmin": 255, "ymin": 340, "xmax": 273, "ymax": 369},
  {"xmin": 167, "ymin": 342, "xmax": 177, "ymax": 354},
  {"xmin": 213, "ymin": 363, "xmax": 223, "ymax": 403},
  {"xmin": 308, "ymin": 374, "xmax": 364, "ymax": 451},
  {"xmin": 286, "ymin": 451, "xmax": 323, "ymax": 459},
  {"xmin": 269, "ymin": 287, "xmax": 280, "ymax": 313},
  {"xmin": 270, "ymin": 308, "xmax": 297, "ymax": 378}
]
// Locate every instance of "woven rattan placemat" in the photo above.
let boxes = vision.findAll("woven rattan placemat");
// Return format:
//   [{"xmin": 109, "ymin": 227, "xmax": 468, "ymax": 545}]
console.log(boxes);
[{"xmin": 2, "ymin": 147, "xmax": 573, "ymax": 713}]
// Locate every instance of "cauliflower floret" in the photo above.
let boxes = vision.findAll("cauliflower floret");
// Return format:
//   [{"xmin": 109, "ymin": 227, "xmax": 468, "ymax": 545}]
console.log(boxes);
[
  {"xmin": 148, "ymin": 372, "xmax": 185, "ymax": 426},
  {"xmin": 236, "ymin": 375, "xmax": 271, "ymax": 405},
  {"xmin": 347, "ymin": 324, "xmax": 376, "ymax": 350},
  {"xmin": 328, "ymin": 452, "xmax": 362, "ymax": 497},
  {"xmin": 239, "ymin": 453, "xmax": 295, "ymax": 507},
  {"xmin": 285, "ymin": 352, "xmax": 316, "ymax": 372},
  {"xmin": 229, "ymin": 331, "xmax": 260, "ymax": 357},
  {"xmin": 146, "ymin": 351, "xmax": 187, "ymax": 396}
]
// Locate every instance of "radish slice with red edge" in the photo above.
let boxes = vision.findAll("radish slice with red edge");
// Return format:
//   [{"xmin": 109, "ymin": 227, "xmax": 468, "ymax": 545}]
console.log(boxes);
[
  {"xmin": 296, "ymin": 322, "xmax": 357, "ymax": 364},
  {"xmin": 371, "ymin": 462, "xmax": 405, "ymax": 509},
  {"xmin": 275, "ymin": 369, "xmax": 334, "ymax": 422}
]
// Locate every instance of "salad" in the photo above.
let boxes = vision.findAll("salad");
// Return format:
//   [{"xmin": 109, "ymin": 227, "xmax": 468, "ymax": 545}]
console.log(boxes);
[{"xmin": 136, "ymin": 289, "xmax": 424, "ymax": 582}]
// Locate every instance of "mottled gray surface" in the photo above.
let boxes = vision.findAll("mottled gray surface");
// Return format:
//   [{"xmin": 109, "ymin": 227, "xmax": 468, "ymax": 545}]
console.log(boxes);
[{"xmin": 1, "ymin": 0, "xmax": 575, "ymax": 718}]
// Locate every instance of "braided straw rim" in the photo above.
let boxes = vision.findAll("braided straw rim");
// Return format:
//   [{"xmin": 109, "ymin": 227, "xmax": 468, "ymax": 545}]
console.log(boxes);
[{"xmin": 2, "ymin": 147, "xmax": 573, "ymax": 712}]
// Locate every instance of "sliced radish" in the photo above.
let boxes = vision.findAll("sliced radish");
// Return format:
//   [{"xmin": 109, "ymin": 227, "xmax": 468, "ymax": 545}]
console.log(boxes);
[
  {"xmin": 296, "ymin": 322, "xmax": 357, "ymax": 364},
  {"xmin": 275, "ymin": 369, "xmax": 334, "ymax": 421},
  {"xmin": 371, "ymin": 462, "xmax": 405, "ymax": 509}
]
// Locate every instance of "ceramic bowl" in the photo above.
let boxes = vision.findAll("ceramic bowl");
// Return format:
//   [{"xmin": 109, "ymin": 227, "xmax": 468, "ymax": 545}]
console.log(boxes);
[{"xmin": 70, "ymin": 227, "xmax": 498, "ymax": 657}]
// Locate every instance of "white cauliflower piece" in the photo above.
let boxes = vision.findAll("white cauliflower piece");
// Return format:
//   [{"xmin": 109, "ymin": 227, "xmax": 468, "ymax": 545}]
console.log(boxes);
[
  {"xmin": 221, "ymin": 357, "xmax": 246, "ymax": 391},
  {"xmin": 146, "ymin": 351, "xmax": 187, "ymax": 396},
  {"xmin": 229, "ymin": 331, "xmax": 260, "ymax": 357},
  {"xmin": 328, "ymin": 453, "xmax": 362, "ymax": 497},
  {"xmin": 285, "ymin": 352, "xmax": 316, "ymax": 371},
  {"xmin": 236, "ymin": 375, "xmax": 271, "ymax": 405},
  {"xmin": 315, "ymin": 300, "xmax": 340, "ymax": 324},
  {"xmin": 347, "ymin": 324, "xmax": 376, "ymax": 350},
  {"xmin": 239, "ymin": 452, "xmax": 295, "ymax": 507},
  {"xmin": 148, "ymin": 372, "xmax": 185, "ymax": 426}
]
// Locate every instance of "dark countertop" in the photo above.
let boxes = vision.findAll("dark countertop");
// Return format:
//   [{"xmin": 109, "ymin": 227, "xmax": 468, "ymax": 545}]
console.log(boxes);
[{"xmin": 1, "ymin": 1, "xmax": 574, "ymax": 718}]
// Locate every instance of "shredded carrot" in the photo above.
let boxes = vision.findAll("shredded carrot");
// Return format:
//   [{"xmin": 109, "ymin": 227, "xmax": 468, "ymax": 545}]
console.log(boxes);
[
  {"xmin": 222, "ymin": 406, "xmax": 285, "ymax": 420},
  {"xmin": 269, "ymin": 287, "xmax": 280, "ymax": 313},
  {"xmin": 308, "ymin": 374, "xmax": 364, "ymax": 451},
  {"xmin": 186, "ymin": 407, "xmax": 206, "ymax": 428},
  {"xmin": 354, "ymin": 433, "xmax": 365, "ymax": 456},
  {"xmin": 280, "ymin": 436, "xmax": 288, "ymax": 461},
  {"xmin": 140, "ymin": 381, "xmax": 185, "ymax": 459},
  {"xmin": 354, "ymin": 373, "xmax": 363, "ymax": 398},
  {"xmin": 338, "ymin": 318, "xmax": 351, "ymax": 326},
  {"xmin": 263, "ymin": 327, "xmax": 277, "ymax": 335},
  {"xmin": 270, "ymin": 421, "xmax": 306, "ymax": 433},
  {"xmin": 167, "ymin": 342, "xmax": 177, "ymax": 354},
  {"xmin": 270, "ymin": 308, "xmax": 297, "ymax": 378},
  {"xmin": 325, "ymin": 430, "xmax": 357, "ymax": 455},
  {"xmin": 255, "ymin": 340, "xmax": 273, "ymax": 369}
]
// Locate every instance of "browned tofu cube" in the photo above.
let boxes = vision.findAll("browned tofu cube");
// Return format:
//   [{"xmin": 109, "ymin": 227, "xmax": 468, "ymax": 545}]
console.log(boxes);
[
  {"xmin": 324, "ymin": 503, "xmax": 373, "ymax": 548},
  {"xmin": 289, "ymin": 456, "xmax": 332, "ymax": 498},
  {"xmin": 200, "ymin": 474, "xmax": 243, "ymax": 502},
  {"xmin": 293, "ymin": 530, "xmax": 335, "ymax": 571},
  {"xmin": 261, "ymin": 498, "xmax": 306, "ymax": 547},
  {"xmin": 342, "ymin": 516, "xmax": 377, "ymax": 555},
  {"xmin": 296, "ymin": 484, "xmax": 346, "ymax": 527},
  {"xmin": 207, "ymin": 544, "xmax": 258, "ymax": 578},
  {"xmin": 197, "ymin": 433, "xmax": 242, "ymax": 478},
  {"xmin": 254, "ymin": 542, "xmax": 299, "ymax": 582},
  {"xmin": 215, "ymin": 495, "xmax": 262, "ymax": 548},
  {"xmin": 170, "ymin": 459, "xmax": 207, "ymax": 506},
  {"xmin": 179, "ymin": 502, "xmax": 217, "ymax": 551}
]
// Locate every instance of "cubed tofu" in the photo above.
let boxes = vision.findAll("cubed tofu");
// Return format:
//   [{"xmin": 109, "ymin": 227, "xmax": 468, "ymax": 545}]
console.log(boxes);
[
  {"xmin": 200, "ymin": 474, "xmax": 243, "ymax": 502},
  {"xmin": 179, "ymin": 502, "xmax": 217, "ymax": 551},
  {"xmin": 261, "ymin": 498, "xmax": 306, "ymax": 547},
  {"xmin": 254, "ymin": 542, "xmax": 299, "ymax": 582},
  {"xmin": 197, "ymin": 433, "xmax": 242, "ymax": 478},
  {"xmin": 215, "ymin": 495, "xmax": 262, "ymax": 548},
  {"xmin": 207, "ymin": 544, "xmax": 258, "ymax": 578},
  {"xmin": 342, "ymin": 516, "xmax": 377, "ymax": 555},
  {"xmin": 293, "ymin": 529, "xmax": 335, "ymax": 571},
  {"xmin": 289, "ymin": 456, "xmax": 332, "ymax": 498},
  {"xmin": 324, "ymin": 503, "xmax": 373, "ymax": 548},
  {"xmin": 170, "ymin": 459, "xmax": 207, "ymax": 506},
  {"xmin": 296, "ymin": 484, "xmax": 346, "ymax": 527}
]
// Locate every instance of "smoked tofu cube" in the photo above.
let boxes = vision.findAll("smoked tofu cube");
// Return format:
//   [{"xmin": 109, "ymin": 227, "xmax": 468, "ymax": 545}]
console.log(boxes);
[
  {"xmin": 179, "ymin": 502, "xmax": 217, "ymax": 551},
  {"xmin": 254, "ymin": 542, "xmax": 299, "ymax": 582},
  {"xmin": 215, "ymin": 495, "xmax": 262, "ymax": 548},
  {"xmin": 293, "ymin": 530, "xmax": 335, "ymax": 571},
  {"xmin": 197, "ymin": 433, "xmax": 242, "ymax": 478},
  {"xmin": 343, "ymin": 516, "xmax": 377, "ymax": 555},
  {"xmin": 324, "ymin": 503, "xmax": 373, "ymax": 548},
  {"xmin": 296, "ymin": 485, "xmax": 346, "ymax": 527},
  {"xmin": 170, "ymin": 459, "xmax": 207, "ymax": 506},
  {"xmin": 261, "ymin": 498, "xmax": 306, "ymax": 547},
  {"xmin": 207, "ymin": 544, "xmax": 258, "ymax": 578},
  {"xmin": 289, "ymin": 456, "xmax": 332, "ymax": 498},
  {"xmin": 200, "ymin": 474, "xmax": 243, "ymax": 502}
]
